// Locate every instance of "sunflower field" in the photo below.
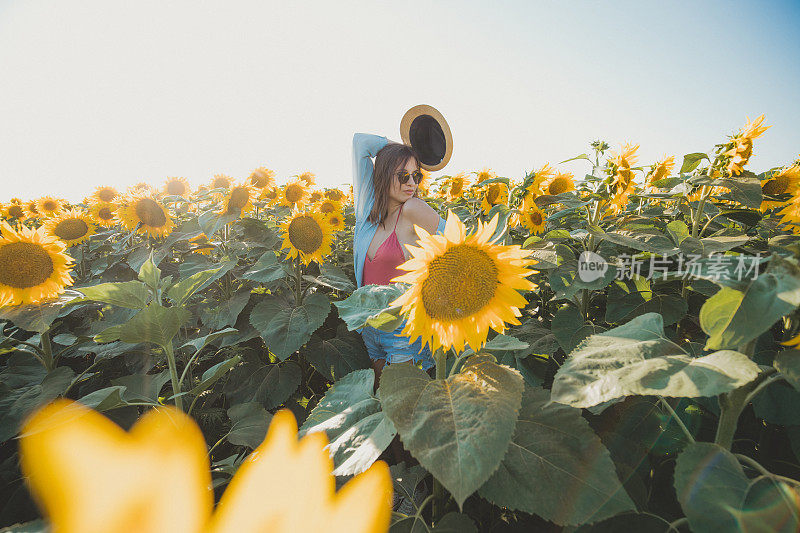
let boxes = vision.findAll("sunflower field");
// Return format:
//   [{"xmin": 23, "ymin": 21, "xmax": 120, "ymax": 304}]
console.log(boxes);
[{"xmin": 3, "ymin": 116, "xmax": 800, "ymax": 532}]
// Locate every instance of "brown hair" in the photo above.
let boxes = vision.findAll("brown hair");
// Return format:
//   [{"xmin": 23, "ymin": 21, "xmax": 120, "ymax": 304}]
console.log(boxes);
[{"xmin": 368, "ymin": 143, "xmax": 420, "ymax": 225}]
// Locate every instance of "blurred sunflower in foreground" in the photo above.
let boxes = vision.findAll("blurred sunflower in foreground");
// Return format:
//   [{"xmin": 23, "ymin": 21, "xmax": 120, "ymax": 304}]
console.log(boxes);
[
  {"xmin": 391, "ymin": 211, "xmax": 538, "ymax": 353},
  {"xmin": 280, "ymin": 211, "xmax": 334, "ymax": 266},
  {"xmin": 19, "ymin": 400, "xmax": 392, "ymax": 533},
  {"xmin": 117, "ymin": 193, "xmax": 175, "ymax": 238},
  {"xmin": 42, "ymin": 209, "xmax": 96, "ymax": 247},
  {"xmin": 0, "ymin": 221, "xmax": 74, "ymax": 306}
]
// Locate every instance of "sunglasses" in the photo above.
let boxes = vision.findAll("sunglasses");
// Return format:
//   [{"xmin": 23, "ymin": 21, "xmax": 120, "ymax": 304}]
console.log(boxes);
[{"xmin": 397, "ymin": 169, "xmax": 424, "ymax": 185}]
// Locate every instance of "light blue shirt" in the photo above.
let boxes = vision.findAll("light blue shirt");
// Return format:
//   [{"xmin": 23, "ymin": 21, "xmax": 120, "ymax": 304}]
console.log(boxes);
[{"xmin": 352, "ymin": 133, "xmax": 447, "ymax": 288}]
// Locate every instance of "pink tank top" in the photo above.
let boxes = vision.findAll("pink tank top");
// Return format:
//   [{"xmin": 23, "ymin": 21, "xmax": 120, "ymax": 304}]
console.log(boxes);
[{"xmin": 363, "ymin": 204, "xmax": 406, "ymax": 286}]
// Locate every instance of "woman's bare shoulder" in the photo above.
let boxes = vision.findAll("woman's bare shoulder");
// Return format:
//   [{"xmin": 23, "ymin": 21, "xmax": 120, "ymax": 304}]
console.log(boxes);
[{"xmin": 403, "ymin": 197, "xmax": 440, "ymax": 233}]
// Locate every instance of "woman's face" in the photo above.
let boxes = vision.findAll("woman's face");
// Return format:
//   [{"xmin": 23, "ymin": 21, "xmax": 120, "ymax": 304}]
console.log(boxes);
[{"xmin": 389, "ymin": 158, "xmax": 419, "ymax": 205}]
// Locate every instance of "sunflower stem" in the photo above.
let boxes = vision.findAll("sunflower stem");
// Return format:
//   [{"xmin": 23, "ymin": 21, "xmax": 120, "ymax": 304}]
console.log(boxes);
[
  {"xmin": 164, "ymin": 342, "xmax": 184, "ymax": 411},
  {"xmin": 295, "ymin": 258, "xmax": 304, "ymax": 305},
  {"xmin": 40, "ymin": 329, "xmax": 54, "ymax": 372}
]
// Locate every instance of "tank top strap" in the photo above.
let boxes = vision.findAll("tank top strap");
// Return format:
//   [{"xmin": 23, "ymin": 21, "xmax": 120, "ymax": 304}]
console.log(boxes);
[{"xmin": 392, "ymin": 203, "xmax": 404, "ymax": 233}]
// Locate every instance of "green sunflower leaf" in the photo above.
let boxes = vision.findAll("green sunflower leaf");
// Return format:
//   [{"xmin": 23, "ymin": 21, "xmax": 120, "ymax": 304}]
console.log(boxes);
[
  {"xmin": 379, "ymin": 354, "xmax": 524, "ymax": 509},
  {"xmin": 249, "ymin": 292, "xmax": 330, "ymax": 360},
  {"xmin": 479, "ymin": 387, "xmax": 635, "ymax": 526}
]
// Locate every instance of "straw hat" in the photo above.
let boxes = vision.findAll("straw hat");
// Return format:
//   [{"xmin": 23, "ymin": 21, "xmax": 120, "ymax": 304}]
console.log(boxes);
[{"xmin": 400, "ymin": 104, "xmax": 453, "ymax": 171}]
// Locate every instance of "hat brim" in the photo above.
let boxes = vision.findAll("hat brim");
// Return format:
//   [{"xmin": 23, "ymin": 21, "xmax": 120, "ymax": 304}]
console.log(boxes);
[{"xmin": 400, "ymin": 104, "xmax": 453, "ymax": 172}]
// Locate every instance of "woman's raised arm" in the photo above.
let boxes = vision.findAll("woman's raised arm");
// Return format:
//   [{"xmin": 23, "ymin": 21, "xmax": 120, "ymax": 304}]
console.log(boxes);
[{"xmin": 352, "ymin": 133, "xmax": 388, "ymax": 222}]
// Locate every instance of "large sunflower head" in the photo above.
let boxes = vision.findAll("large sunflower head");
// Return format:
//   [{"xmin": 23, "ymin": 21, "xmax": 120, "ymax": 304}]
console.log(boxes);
[
  {"xmin": 219, "ymin": 183, "xmax": 258, "ymax": 217},
  {"xmin": 480, "ymin": 183, "xmax": 509, "ymax": 215},
  {"xmin": 162, "ymin": 177, "xmax": 191, "ymax": 198},
  {"xmin": 296, "ymin": 171, "xmax": 316, "ymax": 187},
  {"xmin": 117, "ymin": 193, "xmax": 175, "ymax": 239},
  {"xmin": 543, "ymin": 172, "xmax": 576, "ymax": 196},
  {"xmin": 391, "ymin": 211, "xmax": 538, "ymax": 353},
  {"xmin": 279, "ymin": 181, "xmax": 309, "ymax": 209},
  {"xmin": 36, "ymin": 197, "xmax": 65, "ymax": 218},
  {"xmin": 249, "ymin": 167, "xmax": 275, "ymax": 189},
  {"xmin": 3, "ymin": 202, "xmax": 27, "ymax": 221},
  {"xmin": 42, "ymin": 209, "xmax": 96, "ymax": 247},
  {"xmin": 91, "ymin": 186, "xmax": 119, "ymax": 204},
  {"xmin": 0, "ymin": 221, "xmax": 74, "ymax": 306},
  {"xmin": 88, "ymin": 202, "xmax": 118, "ymax": 227},
  {"xmin": 279, "ymin": 211, "xmax": 334, "ymax": 266}
]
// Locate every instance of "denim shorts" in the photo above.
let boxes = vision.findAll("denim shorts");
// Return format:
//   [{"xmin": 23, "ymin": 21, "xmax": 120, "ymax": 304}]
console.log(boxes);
[{"xmin": 360, "ymin": 324, "xmax": 435, "ymax": 370}]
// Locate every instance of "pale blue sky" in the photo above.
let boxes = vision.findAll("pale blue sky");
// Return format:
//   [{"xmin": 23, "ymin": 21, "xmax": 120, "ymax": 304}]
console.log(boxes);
[{"xmin": 1, "ymin": 0, "xmax": 798, "ymax": 201}]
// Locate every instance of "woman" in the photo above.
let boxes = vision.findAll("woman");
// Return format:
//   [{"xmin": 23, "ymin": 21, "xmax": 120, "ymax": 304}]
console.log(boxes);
[{"xmin": 352, "ymin": 132, "xmax": 446, "ymax": 389}]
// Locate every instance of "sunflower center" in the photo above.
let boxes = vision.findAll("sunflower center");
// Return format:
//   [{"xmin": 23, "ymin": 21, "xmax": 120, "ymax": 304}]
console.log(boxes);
[
  {"xmin": 8, "ymin": 205, "xmax": 24, "ymax": 218},
  {"xmin": 54, "ymin": 218, "xmax": 89, "ymax": 240},
  {"xmin": 166, "ymin": 180, "xmax": 187, "ymax": 196},
  {"xmin": 98, "ymin": 207, "xmax": 114, "ymax": 221},
  {"xmin": 320, "ymin": 201, "xmax": 335, "ymax": 214},
  {"xmin": 97, "ymin": 189, "xmax": 116, "ymax": 202},
  {"xmin": 421, "ymin": 244, "xmax": 499, "ymax": 322},
  {"xmin": 548, "ymin": 178, "xmax": 570, "ymax": 195},
  {"xmin": 285, "ymin": 184, "xmax": 304, "ymax": 204},
  {"xmin": 329, "ymin": 215, "xmax": 341, "ymax": 226},
  {"xmin": 287, "ymin": 216, "xmax": 323, "ymax": 253},
  {"xmin": 134, "ymin": 199, "xmax": 166, "ymax": 227},
  {"xmin": 763, "ymin": 177, "xmax": 789, "ymax": 196},
  {"xmin": 43, "ymin": 200, "xmax": 58, "ymax": 211},
  {"xmin": 0, "ymin": 242, "xmax": 55, "ymax": 289},
  {"xmin": 528, "ymin": 211, "xmax": 544, "ymax": 225}
]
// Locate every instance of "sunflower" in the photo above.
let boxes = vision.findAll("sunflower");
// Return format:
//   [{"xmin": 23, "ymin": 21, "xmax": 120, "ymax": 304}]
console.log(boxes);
[
  {"xmin": 443, "ymin": 172, "xmax": 471, "ymax": 202},
  {"xmin": 162, "ymin": 177, "xmax": 191, "ymax": 198},
  {"xmin": 475, "ymin": 167, "xmax": 496, "ymax": 183},
  {"xmin": 761, "ymin": 164, "xmax": 800, "ymax": 211},
  {"xmin": 0, "ymin": 221, "xmax": 74, "ymax": 306},
  {"xmin": 36, "ymin": 197, "xmax": 65, "ymax": 217},
  {"xmin": 189, "ymin": 233, "xmax": 214, "ymax": 255},
  {"xmin": 390, "ymin": 211, "xmax": 537, "ymax": 353},
  {"xmin": 724, "ymin": 114, "xmax": 770, "ymax": 176},
  {"xmin": 480, "ymin": 183, "xmax": 508, "ymax": 214},
  {"xmin": 91, "ymin": 186, "xmax": 119, "ymax": 204},
  {"xmin": 517, "ymin": 196, "xmax": 547, "ymax": 235},
  {"xmin": 296, "ymin": 171, "xmax": 316, "ymax": 187},
  {"xmin": 127, "ymin": 182, "xmax": 154, "ymax": 195},
  {"xmin": 249, "ymin": 167, "xmax": 275, "ymax": 189},
  {"xmin": 219, "ymin": 183, "xmax": 258, "ymax": 217},
  {"xmin": 648, "ymin": 156, "xmax": 675, "ymax": 186},
  {"xmin": 308, "ymin": 190, "xmax": 324, "ymax": 204},
  {"xmin": 606, "ymin": 182, "xmax": 636, "ymax": 216},
  {"xmin": 117, "ymin": 193, "xmax": 175, "ymax": 238},
  {"xmin": 210, "ymin": 174, "xmax": 233, "ymax": 191},
  {"xmin": 279, "ymin": 180, "xmax": 309, "ymax": 209},
  {"xmin": 324, "ymin": 188, "xmax": 346, "ymax": 202},
  {"xmin": 542, "ymin": 172, "xmax": 576, "ymax": 196},
  {"xmin": 318, "ymin": 199, "xmax": 342, "ymax": 217},
  {"xmin": 259, "ymin": 186, "xmax": 281, "ymax": 206},
  {"xmin": 280, "ymin": 211, "xmax": 334, "ymax": 266},
  {"xmin": 2, "ymin": 203, "xmax": 26, "ymax": 221},
  {"xmin": 24, "ymin": 200, "xmax": 40, "ymax": 220},
  {"xmin": 526, "ymin": 163, "xmax": 556, "ymax": 196},
  {"xmin": 88, "ymin": 202, "xmax": 118, "ymax": 227},
  {"xmin": 42, "ymin": 209, "xmax": 96, "ymax": 247},
  {"xmin": 327, "ymin": 212, "xmax": 345, "ymax": 232}
]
